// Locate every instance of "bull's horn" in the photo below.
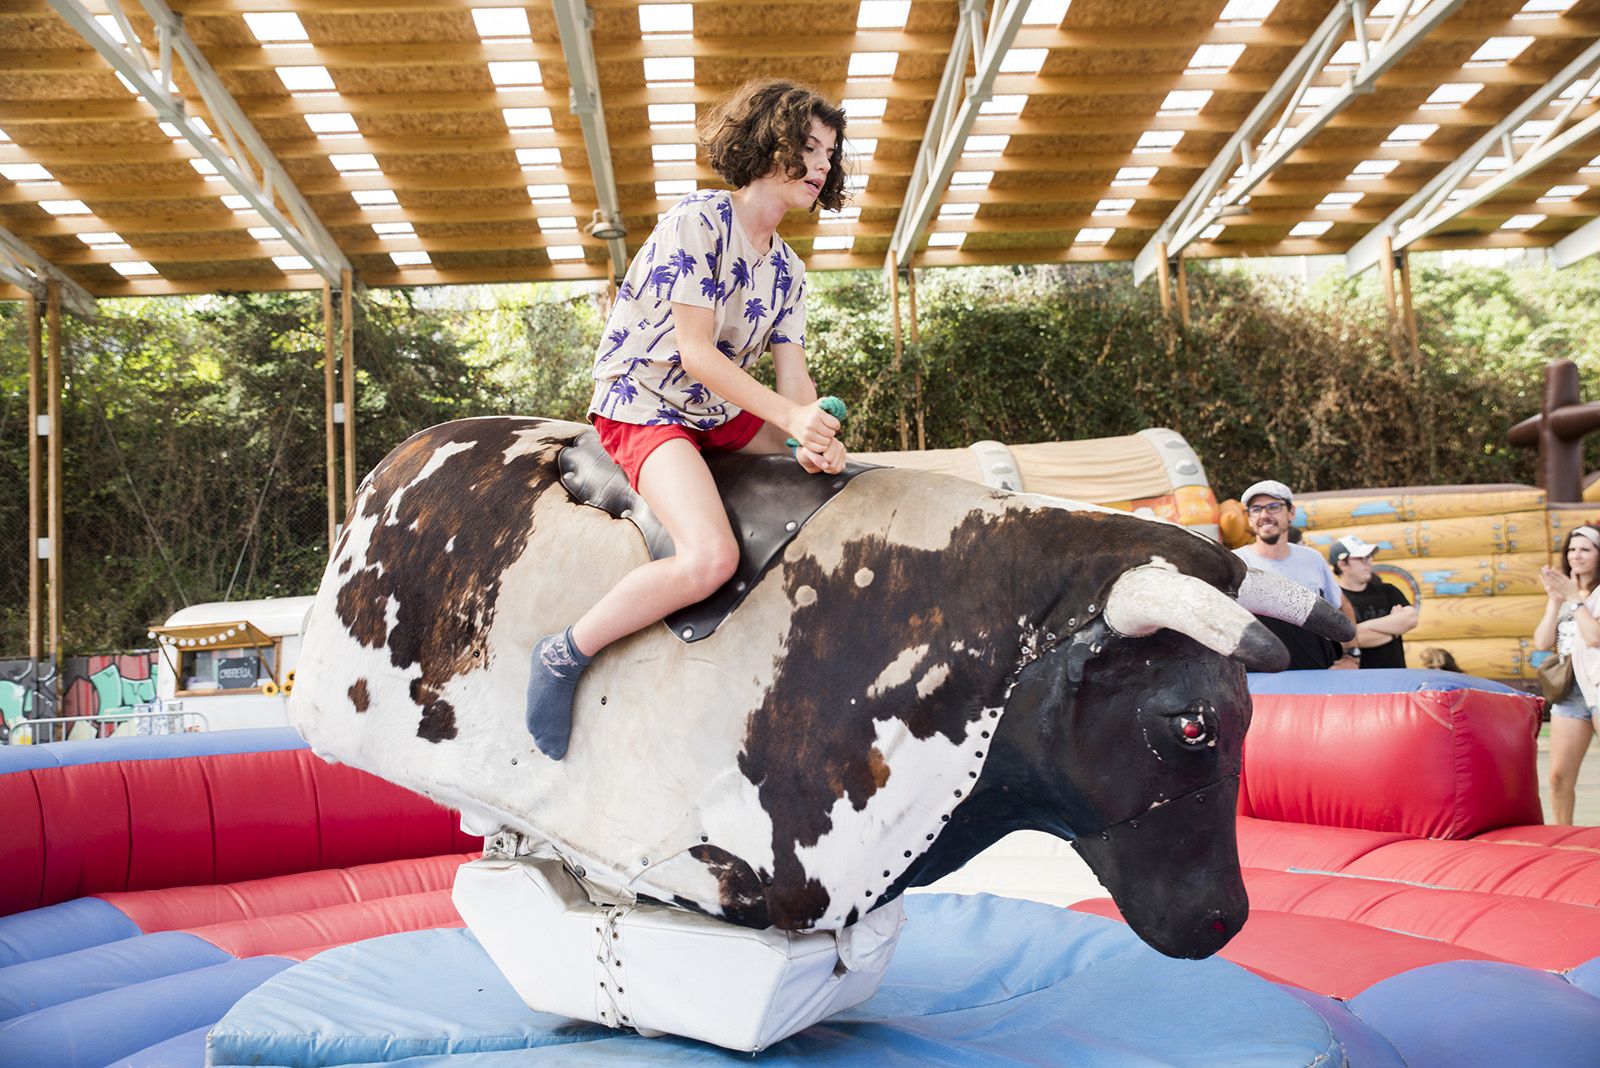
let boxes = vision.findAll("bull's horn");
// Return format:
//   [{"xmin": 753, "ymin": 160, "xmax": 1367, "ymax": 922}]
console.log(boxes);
[
  {"xmin": 1104, "ymin": 564, "xmax": 1289, "ymax": 672},
  {"xmin": 1236, "ymin": 568, "xmax": 1356, "ymax": 643}
]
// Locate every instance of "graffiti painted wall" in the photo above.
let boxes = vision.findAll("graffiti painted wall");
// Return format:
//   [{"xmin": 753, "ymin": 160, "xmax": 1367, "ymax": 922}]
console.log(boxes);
[{"xmin": 0, "ymin": 652, "xmax": 158, "ymax": 743}]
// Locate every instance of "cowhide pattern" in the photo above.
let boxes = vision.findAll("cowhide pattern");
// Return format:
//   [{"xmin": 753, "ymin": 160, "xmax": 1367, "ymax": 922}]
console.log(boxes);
[{"xmin": 290, "ymin": 417, "xmax": 1244, "ymax": 932}]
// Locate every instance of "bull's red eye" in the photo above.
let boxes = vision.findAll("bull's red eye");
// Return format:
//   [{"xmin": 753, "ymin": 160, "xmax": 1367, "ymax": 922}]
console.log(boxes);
[{"xmin": 1174, "ymin": 711, "xmax": 1210, "ymax": 746}]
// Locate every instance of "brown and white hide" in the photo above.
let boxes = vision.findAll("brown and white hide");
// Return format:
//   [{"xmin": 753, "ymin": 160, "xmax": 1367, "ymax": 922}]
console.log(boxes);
[{"xmin": 289, "ymin": 416, "xmax": 1243, "ymax": 933}]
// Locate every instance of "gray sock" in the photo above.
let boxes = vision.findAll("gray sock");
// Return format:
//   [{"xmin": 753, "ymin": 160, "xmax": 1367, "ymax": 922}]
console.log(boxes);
[{"xmin": 525, "ymin": 626, "xmax": 593, "ymax": 761}]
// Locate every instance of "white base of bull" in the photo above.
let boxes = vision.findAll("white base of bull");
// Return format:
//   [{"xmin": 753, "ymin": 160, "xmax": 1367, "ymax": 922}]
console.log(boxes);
[{"xmin": 452, "ymin": 855, "xmax": 906, "ymax": 1052}]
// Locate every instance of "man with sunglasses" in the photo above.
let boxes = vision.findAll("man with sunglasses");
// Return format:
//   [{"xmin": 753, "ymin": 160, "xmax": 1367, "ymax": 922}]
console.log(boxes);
[{"xmin": 1232, "ymin": 480, "xmax": 1355, "ymax": 670}]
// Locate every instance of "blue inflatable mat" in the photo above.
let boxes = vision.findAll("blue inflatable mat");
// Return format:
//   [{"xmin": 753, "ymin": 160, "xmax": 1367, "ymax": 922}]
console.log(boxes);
[
  {"xmin": 211, "ymin": 893, "xmax": 1372, "ymax": 1067},
  {"xmin": 1568, "ymin": 954, "xmax": 1600, "ymax": 999},
  {"xmin": 108, "ymin": 1024, "xmax": 213, "ymax": 1068},
  {"xmin": 0, "ymin": 725, "xmax": 305, "ymax": 774},
  {"xmin": 0, "ymin": 896, "xmax": 139, "ymax": 968},
  {"xmin": 1349, "ymin": 960, "xmax": 1600, "ymax": 1067},
  {"xmin": 1247, "ymin": 666, "xmax": 1523, "ymax": 697},
  {"xmin": 0, "ymin": 930, "xmax": 228, "ymax": 1020},
  {"xmin": 0, "ymin": 955, "xmax": 291, "ymax": 1068}
]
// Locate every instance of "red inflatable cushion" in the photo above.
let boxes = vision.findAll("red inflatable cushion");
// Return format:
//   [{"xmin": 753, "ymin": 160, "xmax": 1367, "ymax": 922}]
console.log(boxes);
[
  {"xmin": 1238, "ymin": 818, "xmax": 1600, "ymax": 909},
  {"xmin": 99, "ymin": 853, "xmax": 475, "ymax": 934},
  {"xmin": 1242, "ymin": 688, "xmax": 1541, "ymax": 839},
  {"xmin": 1, "ymin": 747, "xmax": 481, "ymax": 916},
  {"xmin": 1242, "ymin": 867, "xmax": 1600, "ymax": 971},
  {"xmin": 1342, "ymin": 839, "xmax": 1600, "ymax": 909},
  {"xmin": 0, "ymin": 767, "xmax": 45, "ymax": 917},
  {"xmin": 1072, "ymin": 897, "xmax": 1503, "ymax": 999},
  {"xmin": 1473, "ymin": 825, "xmax": 1600, "ymax": 853},
  {"xmin": 181, "ymin": 888, "xmax": 462, "ymax": 960},
  {"xmin": 1237, "ymin": 815, "xmax": 1413, "ymax": 871}
]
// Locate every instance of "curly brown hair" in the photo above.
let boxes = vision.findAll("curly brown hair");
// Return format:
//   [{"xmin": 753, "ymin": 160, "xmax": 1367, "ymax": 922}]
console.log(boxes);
[{"xmin": 698, "ymin": 79, "xmax": 849, "ymax": 212}]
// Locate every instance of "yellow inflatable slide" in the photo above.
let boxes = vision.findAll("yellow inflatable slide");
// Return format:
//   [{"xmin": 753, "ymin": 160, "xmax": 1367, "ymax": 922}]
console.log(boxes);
[{"xmin": 1254, "ymin": 485, "xmax": 1594, "ymax": 683}]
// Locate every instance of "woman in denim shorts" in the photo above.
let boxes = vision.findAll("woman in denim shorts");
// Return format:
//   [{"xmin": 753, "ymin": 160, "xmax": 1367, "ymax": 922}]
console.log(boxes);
[{"xmin": 1533, "ymin": 525, "xmax": 1600, "ymax": 824}]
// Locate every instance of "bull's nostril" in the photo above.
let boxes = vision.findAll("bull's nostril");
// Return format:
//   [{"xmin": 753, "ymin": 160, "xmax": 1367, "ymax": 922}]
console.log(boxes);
[{"xmin": 1211, "ymin": 918, "xmax": 1228, "ymax": 934}]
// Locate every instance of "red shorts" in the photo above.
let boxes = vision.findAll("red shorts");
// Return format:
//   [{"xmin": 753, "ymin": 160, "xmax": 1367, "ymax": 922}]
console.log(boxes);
[{"xmin": 593, "ymin": 410, "xmax": 766, "ymax": 490}]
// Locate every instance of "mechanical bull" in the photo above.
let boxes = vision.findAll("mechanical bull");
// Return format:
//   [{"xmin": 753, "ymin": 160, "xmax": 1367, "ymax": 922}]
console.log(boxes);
[{"xmin": 289, "ymin": 416, "xmax": 1350, "ymax": 962}]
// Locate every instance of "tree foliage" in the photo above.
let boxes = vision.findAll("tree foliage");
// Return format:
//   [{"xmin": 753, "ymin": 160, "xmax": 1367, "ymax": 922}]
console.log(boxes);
[{"xmin": 0, "ymin": 258, "xmax": 1591, "ymax": 653}]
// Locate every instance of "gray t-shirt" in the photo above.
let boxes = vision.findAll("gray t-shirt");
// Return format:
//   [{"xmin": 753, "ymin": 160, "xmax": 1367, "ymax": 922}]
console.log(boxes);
[{"xmin": 1232, "ymin": 542, "xmax": 1342, "ymax": 605}]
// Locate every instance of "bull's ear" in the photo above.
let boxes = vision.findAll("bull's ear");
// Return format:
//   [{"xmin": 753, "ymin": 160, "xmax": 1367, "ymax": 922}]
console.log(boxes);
[
  {"xmin": 1062, "ymin": 618, "xmax": 1109, "ymax": 684},
  {"xmin": 1104, "ymin": 564, "xmax": 1289, "ymax": 670}
]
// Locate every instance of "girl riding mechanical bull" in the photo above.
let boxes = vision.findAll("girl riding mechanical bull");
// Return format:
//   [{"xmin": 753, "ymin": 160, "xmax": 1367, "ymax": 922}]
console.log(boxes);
[{"xmin": 525, "ymin": 80, "xmax": 852, "ymax": 761}]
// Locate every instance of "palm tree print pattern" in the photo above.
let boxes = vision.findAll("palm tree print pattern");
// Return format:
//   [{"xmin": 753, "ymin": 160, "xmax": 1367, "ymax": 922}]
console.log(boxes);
[{"xmin": 587, "ymin": 190, "xmax": 806, "ymax": 428}]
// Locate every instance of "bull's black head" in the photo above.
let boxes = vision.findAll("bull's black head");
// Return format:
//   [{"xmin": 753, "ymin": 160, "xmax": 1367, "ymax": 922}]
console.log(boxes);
[{"xmin": 957, "ymin": 622, "xmax": 1252, "ymax": 959}]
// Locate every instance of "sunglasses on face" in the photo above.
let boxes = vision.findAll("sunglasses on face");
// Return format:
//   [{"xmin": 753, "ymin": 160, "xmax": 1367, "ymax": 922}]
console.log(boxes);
[{"xmin": 1247, "ymin": 502, "xmax": 1288, "ymax": 516}]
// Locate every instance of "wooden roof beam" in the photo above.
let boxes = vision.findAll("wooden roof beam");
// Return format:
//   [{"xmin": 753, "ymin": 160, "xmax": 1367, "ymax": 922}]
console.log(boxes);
[
  {"xmin": 47, "ymin": 0, "xmax": 353, "ymax": 288},
  {"xmin": 36, "ymin": 191, "xmax": 1600, "ymax": 269},
  {"xmin": 12, "ymin": 15, "xmax": 1600, "ymax": 74},
  {"xmin": 1347, "ymin": 37, "xmax": 1600, "ymax": 273},
  {"xmin": 3, "ymin": 61, "xmax": 1576, "ymax": 128},
  {"xmin": 1132, "ymin": 0, "xmax": 1469, "ymax": 284},
  {"xmin": 24, "ymin": 169, "xmax": 1546, "ymax": 208}
]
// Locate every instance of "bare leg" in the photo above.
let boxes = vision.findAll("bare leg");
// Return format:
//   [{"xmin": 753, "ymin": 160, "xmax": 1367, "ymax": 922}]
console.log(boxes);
[
  {"xmin": 739, "ymin": 420, "xmax": 796, "ymax": 456},
  {"xmin": 569, "ymin": 438, "xmax": 740, "ymax": 654},
  {"xmin": 526, "ymin": 439, "xmax": 737, "ymax": 759},
  {"xmin": 1548, "ymin": 713, "xmax": 1594, "ymax": 825}
]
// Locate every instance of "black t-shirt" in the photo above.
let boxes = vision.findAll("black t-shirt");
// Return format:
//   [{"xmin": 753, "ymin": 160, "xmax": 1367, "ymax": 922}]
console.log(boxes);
[
  {"xmin": 1344, "ymin": 579, "xmax": 1411, "ymax": 669},
  {"xmin": 1255, "ymin": 615, "xmax": 1343, "ymax": 670}
]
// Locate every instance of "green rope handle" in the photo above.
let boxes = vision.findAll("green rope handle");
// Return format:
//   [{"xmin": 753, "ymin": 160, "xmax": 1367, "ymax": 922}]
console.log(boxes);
[{"xmin": 786, "ymin": 396, "xmax": 849, "ymax": 449}]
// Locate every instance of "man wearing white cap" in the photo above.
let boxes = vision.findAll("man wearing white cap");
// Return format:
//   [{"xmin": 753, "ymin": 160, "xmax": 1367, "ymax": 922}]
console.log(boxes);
[
  {"xmin": 1329, "ymin": 535, "xmax": 1417, "ymax": 669},
  {"xmin": 1234, "ymin": 479, "xmax": 1353, "ymax": 669}
]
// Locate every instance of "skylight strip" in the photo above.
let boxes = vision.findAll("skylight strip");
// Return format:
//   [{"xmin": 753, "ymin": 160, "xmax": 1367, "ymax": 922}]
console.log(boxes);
[
  {"xmin": 639, "ymin": 4, "xmax": 693, "ymax": 34},
  {"xmin": 244, "ymin": 12, "xmax": 308, "ymax": 42},
  {"xmin": 848, "ymin": 52, "xmax": 899, "ymax": 79},
  {"xmin": 276, "ymin": 65, "xmax": 335, "ymax": 92},
  {"xmin": 856, "ymin": 1, "xmax": 911, "ymax": 30},
  {"xmin": 471, "ymin": 7, "xmax": 532, "ymax": 38}
]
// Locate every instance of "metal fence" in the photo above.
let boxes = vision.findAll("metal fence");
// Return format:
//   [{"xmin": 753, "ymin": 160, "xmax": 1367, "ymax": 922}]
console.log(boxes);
[{"xmin": 7, "ymin": 706, "xmax": 208, "ymax": 745}]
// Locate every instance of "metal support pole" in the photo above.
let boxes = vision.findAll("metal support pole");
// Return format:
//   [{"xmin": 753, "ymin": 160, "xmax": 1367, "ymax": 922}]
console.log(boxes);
[
  {"xmin": 25, "ymin": 293, "xmax": 42, "ymax": 664},
  {"xmin": 45, "ymin": 282, "xmax": 62, "ymax": 670},
  {"xmin": 322, "ymin": 281, "xmax": 339, "ymax": 552},
  {"xmin": 887, "ymin": 249, "xmax": 908, "ymax": 450},
  {"xmin": 341, "ymin": 270, "xmax": 356, "ymax": 514},
  {"xmin": 1175, "ymin": 255, "xmax": 1191, "ymax": 328},
  {"xmin": 906, "ymin": 266, "xmax": 924, "ymax": 451},
  {"xmin": 1398, "ymin": 249, "xmax": 1420, "ymax": 374}
]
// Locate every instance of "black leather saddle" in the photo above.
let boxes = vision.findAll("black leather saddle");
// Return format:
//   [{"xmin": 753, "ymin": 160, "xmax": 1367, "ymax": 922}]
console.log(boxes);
[{"xmin": 557, "ymin": 431, "xmax": 876, "ymax": 642}]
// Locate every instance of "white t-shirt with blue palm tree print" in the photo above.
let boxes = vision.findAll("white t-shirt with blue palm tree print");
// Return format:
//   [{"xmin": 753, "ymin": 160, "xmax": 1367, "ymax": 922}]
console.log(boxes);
[{"xmin": 589, "ymin": 190, "xmax": 807, "ymax": 429}]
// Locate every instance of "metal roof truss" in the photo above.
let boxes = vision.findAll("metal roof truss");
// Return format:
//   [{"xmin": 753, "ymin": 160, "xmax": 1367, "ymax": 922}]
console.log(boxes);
[
  {"xmin": 549, "ymin": 0, "xmax": 629, "ymax": 283},
  {"xmin": 885, "ymin": 0, "xmax": 1031, "ymax": 274},
  {"xmin": 48, "ymin": 0, "xmax": 353, "ymax": 287},
  {"xmin": 1133, "ymin": 0, "xmax": 1468, "ymax": 283},
  {"xmin": 1348, "ymin": 38, "xmax": 1600, "ymax": 273},
  {"xmin": 0, "ymin": 225, "xmax": 97, "ymax": 317}
]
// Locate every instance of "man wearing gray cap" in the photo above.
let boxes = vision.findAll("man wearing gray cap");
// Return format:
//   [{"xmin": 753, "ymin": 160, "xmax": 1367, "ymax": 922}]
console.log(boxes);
[
  {"xmin": 1234, "ymin": 479, "xmax": 1354, "ymax": 670},
  {"xmin": 1329, "ymin": 534, "xmax": 1417, "ymax": 669}
]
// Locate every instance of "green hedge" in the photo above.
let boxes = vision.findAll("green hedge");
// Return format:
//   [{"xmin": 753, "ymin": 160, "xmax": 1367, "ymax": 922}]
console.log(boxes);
[
  {"xmin": 804, "ymin": 262, "xmax": 1551, "ymax": 498},
  {"xmin": 3, "ymin": 259, "xmax": 1592, "ymax": 652}
]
